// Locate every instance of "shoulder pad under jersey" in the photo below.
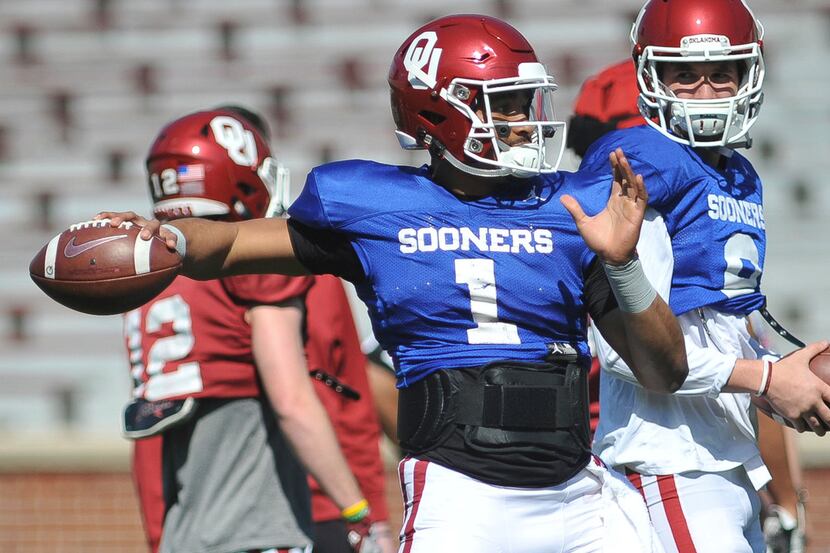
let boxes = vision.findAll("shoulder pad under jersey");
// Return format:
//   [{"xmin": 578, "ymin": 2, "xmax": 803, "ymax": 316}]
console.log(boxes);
[{"xmin": 288, "ymin": 160, "xmax": 428, "ymax": 230}]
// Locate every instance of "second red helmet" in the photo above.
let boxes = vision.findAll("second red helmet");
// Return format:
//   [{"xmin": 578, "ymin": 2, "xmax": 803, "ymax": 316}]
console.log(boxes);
[
  {"xmin": 631, "ymin": 0, "xmax": 765, "ymax": 148},
  {"xmin": 145, "ymin": 108, "xmax": 290, "ymax": 221}
]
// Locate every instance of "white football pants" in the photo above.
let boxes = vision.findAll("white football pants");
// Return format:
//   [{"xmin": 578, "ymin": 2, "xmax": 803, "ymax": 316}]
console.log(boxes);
[
  {"xmin": 397, "ymin": 456, "xmax": 665, "ymax": 553},
  {"xmin": 627, "ymin": 467, "xmax": 764, "ymax": 553}
]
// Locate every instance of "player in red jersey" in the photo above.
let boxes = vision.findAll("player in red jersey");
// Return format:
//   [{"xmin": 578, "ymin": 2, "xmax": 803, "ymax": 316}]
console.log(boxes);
[
  {"xmin": 567, "ymin": 59, "xmax": 647, "ymax": 161},
  {"xmin": 123, "ymin": 106, "xmax": 378, "ymax": 553},
  {"xmin": 131, "ymin": 274, "xmax": 395, "ymax": 553}
]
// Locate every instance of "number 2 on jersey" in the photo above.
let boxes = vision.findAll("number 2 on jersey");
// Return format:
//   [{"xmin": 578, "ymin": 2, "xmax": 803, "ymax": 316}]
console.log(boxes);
[
  {"xmin": 125, "ymin": 295, "xmax": 204, "ymax": 400},
  {"xmin": 722, "ymin": 233, "xmax": 762, "ymax": 299},
  {"xmin": 455, "ymin": 258, "xmax": 520, "ymax": 344}
]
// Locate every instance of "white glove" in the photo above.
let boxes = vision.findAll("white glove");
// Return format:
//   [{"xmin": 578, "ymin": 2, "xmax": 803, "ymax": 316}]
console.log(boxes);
[
  {"xmin": 764, "ymin": 504, "xmax": 806, "ymax": 553},
  {"xmin": 347, "ymin": 520, "xmax": 397, "ymax": 553}
]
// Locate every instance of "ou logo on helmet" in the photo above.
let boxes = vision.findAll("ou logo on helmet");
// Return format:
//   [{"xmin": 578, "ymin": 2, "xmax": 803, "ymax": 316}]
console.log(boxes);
[
  {"xmin": 404, "ymin": 31, "xmax": 443, "ymax": 90},
  {"xmin": 210, "ymin": 116, "xmax": 258, "ymax": 167}
]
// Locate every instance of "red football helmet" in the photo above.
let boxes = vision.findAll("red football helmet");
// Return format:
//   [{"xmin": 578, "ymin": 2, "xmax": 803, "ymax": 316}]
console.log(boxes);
[
  {"xmin": 145, "ymin": 108, "xmax": 289, "ymax": 221},
  {"xmin": 631, "ymin": 0, "xmax": 765, "ymax": 148},
  {"xmin": 388, "ymin": 14, "xmax": 565, "ymax": 178}
]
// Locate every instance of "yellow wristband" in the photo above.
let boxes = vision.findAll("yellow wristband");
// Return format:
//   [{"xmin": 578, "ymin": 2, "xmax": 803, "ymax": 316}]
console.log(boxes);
[{"xmin": 341, "ymin": 498, "xmax": 370, "ymax": 522}]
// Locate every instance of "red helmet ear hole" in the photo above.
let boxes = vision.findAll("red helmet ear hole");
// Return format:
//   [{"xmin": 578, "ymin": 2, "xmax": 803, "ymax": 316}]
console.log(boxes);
[
  {"xmin": 199, "ymin": 124, "xmax": 210, "ymax": 137},
  {"xmin": 418, "ymin": 111, "xmax": 445, "ymax": 125},
  {"xmin": 236, "ymin": 182, "xmax": 256, "ymax": 196}
]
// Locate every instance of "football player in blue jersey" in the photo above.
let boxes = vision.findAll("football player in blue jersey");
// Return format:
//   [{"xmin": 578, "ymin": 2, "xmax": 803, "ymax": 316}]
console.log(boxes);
[
  {"xmin": 580, "ymin": 1, "xmax": 830, "ymax": 552},
  {"xmin": 98, "ymin": 15, "xmax": 688, "ymax": 553}
]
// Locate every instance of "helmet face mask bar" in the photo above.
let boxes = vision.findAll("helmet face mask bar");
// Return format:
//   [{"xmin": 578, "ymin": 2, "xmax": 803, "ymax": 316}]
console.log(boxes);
[
  {"xmin": 258, "ymin": 156, "xmax": 291, "ymax": 218},
  {"xmin": 631, "ymin": 0, "xmax": 766, "ymax": 149}
]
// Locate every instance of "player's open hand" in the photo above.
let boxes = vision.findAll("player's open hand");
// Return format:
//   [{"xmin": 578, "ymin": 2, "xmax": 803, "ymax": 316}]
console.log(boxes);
[
  {"xmin": 560, "ymin": 148, "xmax": 648, "ymax": 265},
  {"xmin": 94, "ymin": 211, "xmax": 179, "ymax": 253},
  {"xmin": 765, "ymin": 340, "xmax": 830, "ymax": 434}
]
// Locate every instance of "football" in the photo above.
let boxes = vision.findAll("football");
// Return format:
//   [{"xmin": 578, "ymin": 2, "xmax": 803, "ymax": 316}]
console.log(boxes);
[
  {"xmin": 753, "ymin": 348, "xmax": 830, "ymax": 431},
  {"xmin": 811, "ymin": 348, "xmax": 830, "ymax": 381},
  {"xmin": 29, "ymin": 219, "xmax": 181, "ymax": 315}
]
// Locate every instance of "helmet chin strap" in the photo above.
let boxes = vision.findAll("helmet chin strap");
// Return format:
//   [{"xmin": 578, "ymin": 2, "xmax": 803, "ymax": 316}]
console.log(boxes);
[
  {"xmin": 428, "ymin": 133, "xmax": 547, "ymax": 179},
  {"xmin": 444, "ymin": 148, "xmax": 544, "ymax": 179},
  {"xmin": 496, "ymin": 140, "xmax": 544, "ymax": 178},
  {"xmin": 441, "ymin": 144, "xmax": 545, "ymax": 180}
]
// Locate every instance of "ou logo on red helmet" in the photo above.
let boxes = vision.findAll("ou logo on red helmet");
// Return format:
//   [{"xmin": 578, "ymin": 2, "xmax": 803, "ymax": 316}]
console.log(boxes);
[{"xmin": 403, "ymin": 31, "xmax": 443, "ymax": 90}]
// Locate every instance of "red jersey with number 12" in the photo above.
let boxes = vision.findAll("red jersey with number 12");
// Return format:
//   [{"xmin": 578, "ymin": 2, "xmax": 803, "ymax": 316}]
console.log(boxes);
[{"xmin": 124, "ymin": 274, "xmax": 313, "ymax": 401}]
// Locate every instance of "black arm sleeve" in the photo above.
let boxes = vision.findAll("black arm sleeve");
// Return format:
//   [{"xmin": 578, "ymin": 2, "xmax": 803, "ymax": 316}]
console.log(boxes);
[
  {"xmin": 286, "ymin": 218, "xmax": 366, "ymax": 283},
  {"xmin": 583, "ymin": 257, "xmax": 619, "ymax": 323}
]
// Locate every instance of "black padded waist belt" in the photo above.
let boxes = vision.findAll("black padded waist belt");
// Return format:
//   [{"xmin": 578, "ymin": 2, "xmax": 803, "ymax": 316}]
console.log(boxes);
[
  {"xmin": 398, "ymin": 354, "xmax": 590, "ymax": 456},
  {"xmin": 455, "ymin": 363, "xmax": 575, "ymax": 430}
]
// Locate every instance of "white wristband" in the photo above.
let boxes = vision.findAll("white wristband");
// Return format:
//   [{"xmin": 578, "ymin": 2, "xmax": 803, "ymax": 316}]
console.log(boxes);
[
  {"xmin": 161, "ymin": 224, "xmax": 187, "ymax": 258},
  {"xmin": 755, "ymin": 359, "xmax": 771, "ymax": 397},
  {"xmin": 603, "ymin": 256, "xmax": 658, "ymax": 314}
]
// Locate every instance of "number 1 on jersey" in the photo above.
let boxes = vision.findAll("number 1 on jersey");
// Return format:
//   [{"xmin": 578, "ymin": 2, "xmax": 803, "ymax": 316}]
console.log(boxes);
[{"xmin": 455, "ymin": 258, "xmax": 520, "ymax": 344}]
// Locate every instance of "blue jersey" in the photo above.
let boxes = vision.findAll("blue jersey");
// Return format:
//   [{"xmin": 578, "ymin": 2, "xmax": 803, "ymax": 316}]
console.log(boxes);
[
  {"xmin": 580, "ymin": 126, "xmax": 766, "ymax": 317},
  {"xmin": 288, "ymin": 160, "xmax": 610, "ymax": 387}
]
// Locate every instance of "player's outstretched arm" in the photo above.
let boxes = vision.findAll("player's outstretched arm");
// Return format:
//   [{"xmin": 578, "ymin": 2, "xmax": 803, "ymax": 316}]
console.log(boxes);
[
  {"xmin": 563, "ymin": 149, "xmax": 687, "ymax": 393},
  {"xmin": 95, "ymin": 212, "xmax": 309, "ymax": 279}
]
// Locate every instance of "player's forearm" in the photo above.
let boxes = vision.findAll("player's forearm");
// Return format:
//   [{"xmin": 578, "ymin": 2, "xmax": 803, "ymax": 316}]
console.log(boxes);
[
  {"xmin": 336, "ymin": 393, "xmax": 389, "ymax": 520},
  {"xmin": 619, "ymin": 298, "xmax": 688, "ymax": 393},
  {"xmin": 661, "ymin": 344, "xmax": 736, "ymax": 396},
  {"xmin": 596, "ymin": 253, "xmax": 687, "ymax": 392},
  {"xmin": 594, "ymin": 322, "xmax": 735, "ymax": 396},
  {"xmin": 252, "ymin": 306, "xmax": 365, "ymax": 511},
  {"xmin": 163, "ymin": 218, "xmax": 239, "ymax": 279},
  {"xmin": 649, "ymin": 307, "xmax": 739, "ymax": 396},
  {"xmin": 723, "ymin": 358, "xmax": 770, "ymax": 394},
  {"xmin": 167, "ymin": 217, "xmax": 308, "ymax": 279},
  {"xmin": 278, "ymin": 391, "xmax": 365, "ymax": 510}
]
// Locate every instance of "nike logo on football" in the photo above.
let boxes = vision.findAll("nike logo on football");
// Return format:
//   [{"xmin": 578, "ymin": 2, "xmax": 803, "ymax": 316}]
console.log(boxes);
[{"xmin": 63, "ymin": 235, "xmax": 128, "ymax": 258}]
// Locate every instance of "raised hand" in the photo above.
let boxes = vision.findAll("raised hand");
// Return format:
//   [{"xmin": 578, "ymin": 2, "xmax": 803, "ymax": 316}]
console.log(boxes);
[{"xmin": 560, "ymin": 148, "xmax": 648, "ymax": 265}]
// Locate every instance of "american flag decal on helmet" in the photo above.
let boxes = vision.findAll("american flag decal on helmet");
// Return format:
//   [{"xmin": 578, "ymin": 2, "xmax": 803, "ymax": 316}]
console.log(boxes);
[{"xmin": 177, "ymin": 164, "xmax": 205, "ymax": 182}]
